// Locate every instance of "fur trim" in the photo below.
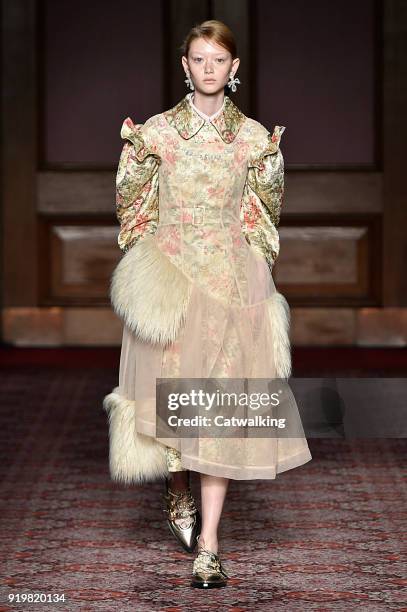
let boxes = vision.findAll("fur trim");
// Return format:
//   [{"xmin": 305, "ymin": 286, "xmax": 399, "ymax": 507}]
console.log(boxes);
[
  {"xmin": 110, "ymin": 236, "xmax": 192, "ymax": 347},
  {"xmin": 267, "ymin": 291, "xmax": 292, "ymax": 379},
  {"xmin": 102, "ymin": 387, "xmax": 169, "ymax": 484}
]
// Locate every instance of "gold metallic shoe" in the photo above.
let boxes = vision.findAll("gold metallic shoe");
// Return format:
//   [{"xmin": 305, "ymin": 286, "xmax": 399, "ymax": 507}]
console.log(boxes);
[
  {"xmin": 191, "ymin": 535, "xmax": 229, "ymax": 588},
  {"xmin": 163, "ymin": 477, "xmax": 201, "ymax": 553}
]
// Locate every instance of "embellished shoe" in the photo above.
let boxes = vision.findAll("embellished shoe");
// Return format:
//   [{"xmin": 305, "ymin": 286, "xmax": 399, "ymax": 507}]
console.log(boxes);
[
  {"xmin": 191, "ymin": 535, "xmax": 229, "ymax": 588},
  {"xmin": 163, "ymin": 477, "xmax": 201, "ymax": 553}
]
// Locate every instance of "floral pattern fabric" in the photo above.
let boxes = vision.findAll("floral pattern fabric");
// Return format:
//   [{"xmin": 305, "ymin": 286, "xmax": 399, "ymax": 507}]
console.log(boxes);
[{"xmin": 115, "ymin": 93, "xmax": 285, "ymax": 275}]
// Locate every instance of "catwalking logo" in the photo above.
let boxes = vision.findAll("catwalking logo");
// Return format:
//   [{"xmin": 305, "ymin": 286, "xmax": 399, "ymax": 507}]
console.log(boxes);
[{"xmin": 167, "ymin": 413, "xmax": 287, "ymax": 428}]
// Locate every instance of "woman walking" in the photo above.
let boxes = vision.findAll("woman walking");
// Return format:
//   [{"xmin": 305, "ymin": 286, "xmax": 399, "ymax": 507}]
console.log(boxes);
[{"xmin": 103, "ymin": 19, "xmax": 312, "ymax": 588}]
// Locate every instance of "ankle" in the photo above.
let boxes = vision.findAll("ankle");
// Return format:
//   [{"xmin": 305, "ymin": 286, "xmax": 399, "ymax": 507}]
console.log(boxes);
[{"xmin": 198, "ymin": 534, "xmax": 218, "ymax": 555}]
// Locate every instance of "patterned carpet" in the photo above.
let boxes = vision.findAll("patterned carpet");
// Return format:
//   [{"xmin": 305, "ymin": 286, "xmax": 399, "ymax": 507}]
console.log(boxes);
[{"xmin": 0, "ymin": 364, "xmax": 406, "ymax": 611}]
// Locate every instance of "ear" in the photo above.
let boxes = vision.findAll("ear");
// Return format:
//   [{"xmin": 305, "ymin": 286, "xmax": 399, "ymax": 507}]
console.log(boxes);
[
  {"xmin": 232, "ymin": 57, "xmax": 240, "ymax": 73},
  {"xmin": 181, "ymin": 56, "xmax": 189, "ymax": 72}
]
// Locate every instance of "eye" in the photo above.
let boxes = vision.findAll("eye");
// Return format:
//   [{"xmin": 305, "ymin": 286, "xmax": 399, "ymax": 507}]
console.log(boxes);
[
  {"xmin": 193, "ymin": 57, "xmax": 203, "ymax": 62},
  {"xmin": 216, "ymin": 58, "xmax": 226, "ymax": 63}
]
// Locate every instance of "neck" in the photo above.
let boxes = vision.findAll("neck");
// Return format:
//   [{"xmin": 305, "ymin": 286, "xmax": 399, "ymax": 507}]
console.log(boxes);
[{"xmin": 191, "ymin": 90, "xmax": 225, "ymax": 118}]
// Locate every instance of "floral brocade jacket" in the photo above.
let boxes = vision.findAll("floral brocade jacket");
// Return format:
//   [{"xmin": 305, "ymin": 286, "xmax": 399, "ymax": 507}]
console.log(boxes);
[{"xmin": 115, "ymin": 93, "xmax": 286, "ymax": 274}]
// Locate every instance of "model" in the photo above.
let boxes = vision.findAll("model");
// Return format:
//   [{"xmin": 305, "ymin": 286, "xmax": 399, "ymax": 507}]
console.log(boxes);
[{"xmin": 103, "ymin": 19, "xmax": 312, "ymax": 588}]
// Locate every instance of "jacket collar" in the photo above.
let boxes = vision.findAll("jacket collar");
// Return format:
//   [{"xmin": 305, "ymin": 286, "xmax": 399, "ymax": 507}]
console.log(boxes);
[{"xmin": 164, "ymin": 93, "xmax": 246, "ymax": 143}]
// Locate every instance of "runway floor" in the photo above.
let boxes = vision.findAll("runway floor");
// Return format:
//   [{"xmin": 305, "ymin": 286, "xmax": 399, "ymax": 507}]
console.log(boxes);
[{"xmin": 0, "ymin": 349, "xmax": 405, "ymax": 611}]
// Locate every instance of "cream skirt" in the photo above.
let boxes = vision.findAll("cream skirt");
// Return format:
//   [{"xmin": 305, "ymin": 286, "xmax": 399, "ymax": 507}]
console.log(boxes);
[{"xmin": 117, "ymin": 281, "xmax": 312, "ymax": 481}]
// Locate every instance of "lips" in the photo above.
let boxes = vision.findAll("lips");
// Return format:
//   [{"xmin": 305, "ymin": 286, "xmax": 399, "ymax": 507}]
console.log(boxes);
[{"xmin": 204, "ymin": 79, "xmax": 216, "ymax": 82}]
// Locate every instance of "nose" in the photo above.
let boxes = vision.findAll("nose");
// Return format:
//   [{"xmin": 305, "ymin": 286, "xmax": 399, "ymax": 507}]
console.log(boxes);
[{"xmin": 204, "ymin": 59, "xmax": 214, "ymax": 73}]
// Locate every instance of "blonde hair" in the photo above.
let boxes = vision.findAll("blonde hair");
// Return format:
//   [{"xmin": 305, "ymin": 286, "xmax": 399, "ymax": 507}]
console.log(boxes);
[{"xmin": 180, "ymin": 20, "xmax": 237, "ymax": 59}]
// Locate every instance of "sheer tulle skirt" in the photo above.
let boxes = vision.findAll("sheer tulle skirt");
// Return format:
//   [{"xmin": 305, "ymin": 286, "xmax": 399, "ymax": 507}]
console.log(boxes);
[{"xmin": 118, "ymin": 240, "xmax": 312, "ymax": 479}]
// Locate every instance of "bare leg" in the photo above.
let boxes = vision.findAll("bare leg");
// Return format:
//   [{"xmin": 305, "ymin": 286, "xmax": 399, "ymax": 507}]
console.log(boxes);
[{"xmin": 199, "ymin": 474, "xmax": 229, "ymax": 554}]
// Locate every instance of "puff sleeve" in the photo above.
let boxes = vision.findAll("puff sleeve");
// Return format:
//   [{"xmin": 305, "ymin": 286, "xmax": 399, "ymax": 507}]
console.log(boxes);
[
  {"xmin": 240, "ymin": 125, "xmax": 286, "ymax": 272},
  {"xmin": 115, "ymin": 117, "xmax": 161, "ymax": 252}
]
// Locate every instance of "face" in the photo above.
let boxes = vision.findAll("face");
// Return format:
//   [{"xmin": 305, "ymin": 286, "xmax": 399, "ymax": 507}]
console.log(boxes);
[{"xmin": 182, "ymin": 37, "xmax": 240, "ymax": 95}]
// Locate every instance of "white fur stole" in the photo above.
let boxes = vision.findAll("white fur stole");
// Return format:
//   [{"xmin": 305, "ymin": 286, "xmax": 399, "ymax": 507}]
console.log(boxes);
[{"xmin": 110, "ymin": 236, "xmax": 192, "ymax": 347}]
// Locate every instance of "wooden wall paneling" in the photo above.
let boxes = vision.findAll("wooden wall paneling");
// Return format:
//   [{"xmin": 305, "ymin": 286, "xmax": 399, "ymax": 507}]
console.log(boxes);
[
  {"xmin": 38, "ymin": 216, "xmax": 120, "ymax": 305},
  {"xmin": 254, "ymin": 0, "xmax": 379, "ymax": 169},
  {"xmin": 284, "ymin": 171, "xmax": 382, "ymax": 215},
  {"xmin": 2, "ymin": 306, "xmax": 123, "ymax": 346},
  {"xmin": 383, "ymin": 0, "xmax": 407, "ymax": 305},
  {"xmin": 3, "ymin": 1, "xmax": 405, "ymax": 347},
  {"xmin": 275, "ymin": 215, "xmax": 382, "ymax": 306},
  {"xmin": 1, "ymin": 0, "xmax": 38, "ymax": 311},
  {"xmin": 38, "ymin": 171, "xmax": 116, "ymax": 214},
  {"xmin": 39, "ymin": 0, "xmax": 165, "ymax": 169}
]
